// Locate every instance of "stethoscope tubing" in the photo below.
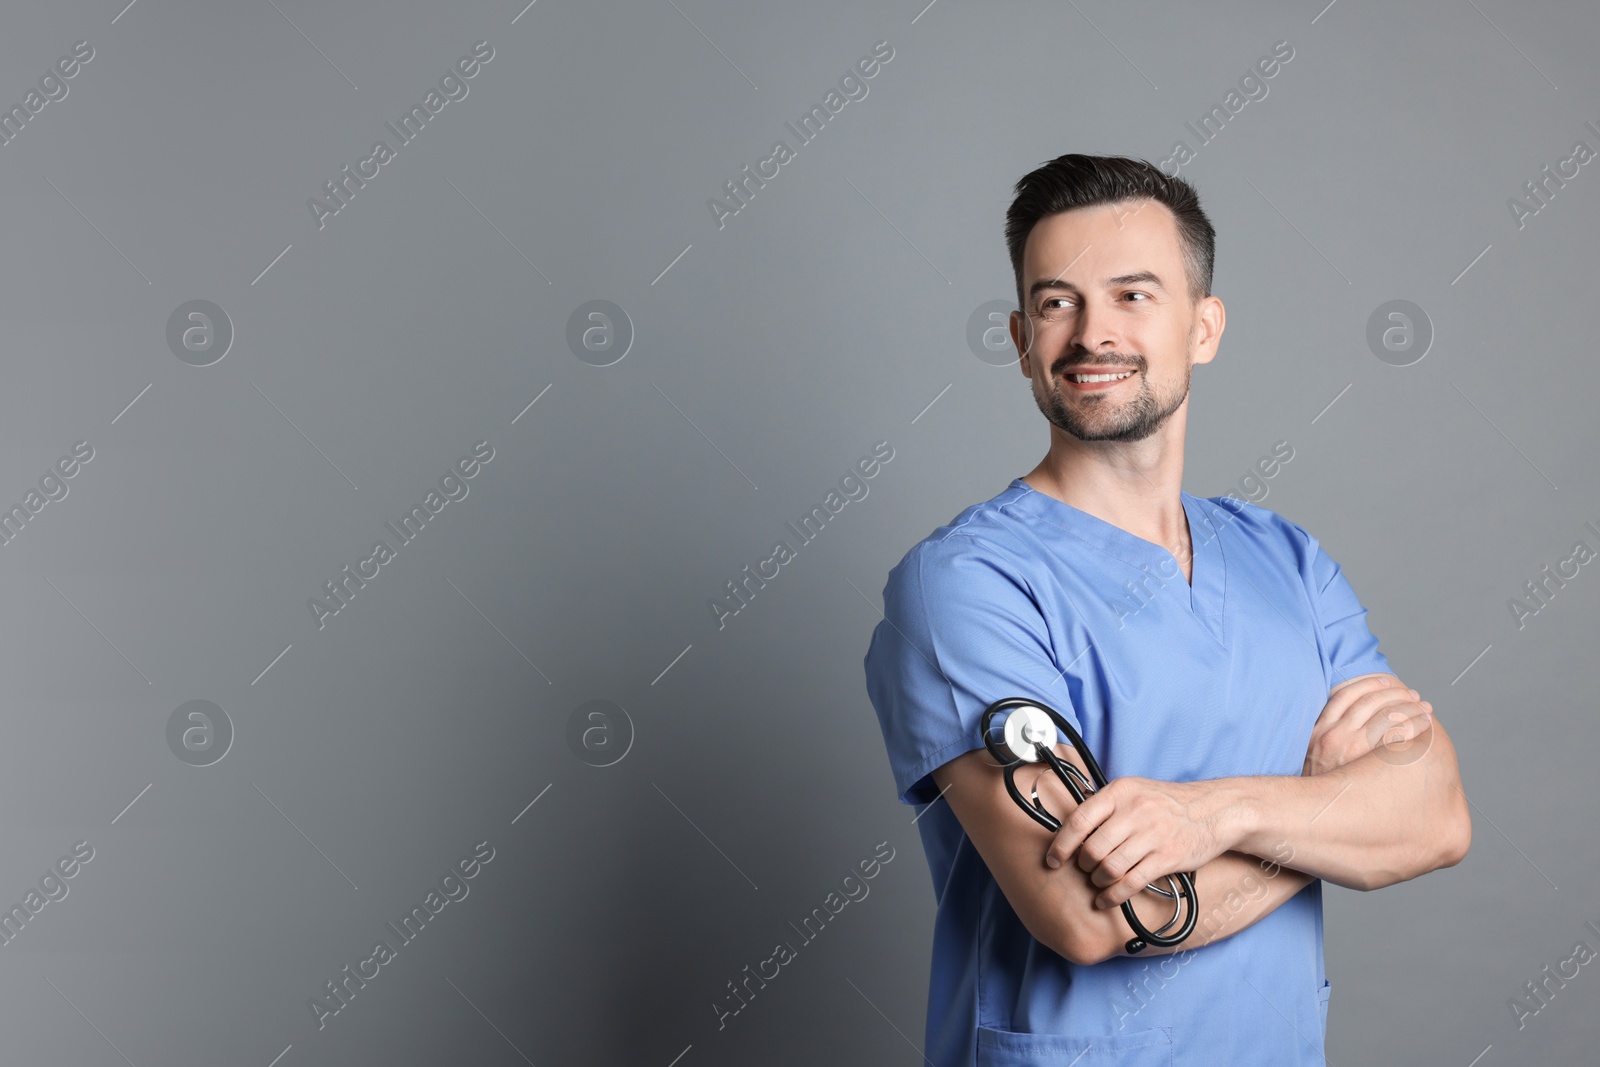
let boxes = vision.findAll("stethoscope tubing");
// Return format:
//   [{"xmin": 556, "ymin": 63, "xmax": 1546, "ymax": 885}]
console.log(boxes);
[{"xmin": 980, "ymin": 697, "xmax": 1199, "ymax": 954}]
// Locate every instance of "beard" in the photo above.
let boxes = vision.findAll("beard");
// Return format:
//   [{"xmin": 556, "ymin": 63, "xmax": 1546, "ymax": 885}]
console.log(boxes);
[{"xmin": 1033, "ymin": 353, "xmax": 1191, "ymax": 443}]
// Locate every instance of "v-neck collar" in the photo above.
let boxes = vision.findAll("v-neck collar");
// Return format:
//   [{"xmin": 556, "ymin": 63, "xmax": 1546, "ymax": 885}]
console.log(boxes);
[{"xmin": 1007, "ymin": 479, "xmax": 1229, "ymax": 646}]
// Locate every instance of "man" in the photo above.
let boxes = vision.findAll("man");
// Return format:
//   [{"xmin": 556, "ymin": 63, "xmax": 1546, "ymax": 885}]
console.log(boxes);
[{"xmin": 862, "ymin": 154, "xmax": 1470, "ymax": 1066}]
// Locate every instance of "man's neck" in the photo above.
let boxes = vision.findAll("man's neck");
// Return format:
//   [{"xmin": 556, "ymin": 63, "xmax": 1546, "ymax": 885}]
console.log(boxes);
[{"xmin": 1022, "ymin": 427, "xmax": 1192, "ymax": 580}]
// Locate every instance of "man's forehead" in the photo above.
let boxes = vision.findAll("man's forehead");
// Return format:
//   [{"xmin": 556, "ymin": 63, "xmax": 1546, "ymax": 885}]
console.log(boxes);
[{"xmin": 1024, "ymin": 201, "xmax": 1180, "ymax": 284}]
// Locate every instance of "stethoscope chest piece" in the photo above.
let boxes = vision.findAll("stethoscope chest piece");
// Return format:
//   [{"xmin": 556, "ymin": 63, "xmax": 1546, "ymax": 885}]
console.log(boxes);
[{"xmin": 1000, "ymin": 704, "xmax": 1057, "ymax": 763}]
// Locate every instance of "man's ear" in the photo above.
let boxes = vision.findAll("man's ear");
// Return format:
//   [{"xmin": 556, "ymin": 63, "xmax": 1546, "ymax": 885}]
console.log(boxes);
[{"xmin": 1189, "ymin": 294, "xmax": 1225, "ymax": 367}]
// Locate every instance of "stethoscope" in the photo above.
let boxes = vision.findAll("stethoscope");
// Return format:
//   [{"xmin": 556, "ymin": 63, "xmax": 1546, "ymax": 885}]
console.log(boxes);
[{"xmin": 980, "ymin": 697, "xmax": 1198, "ymax": 955}]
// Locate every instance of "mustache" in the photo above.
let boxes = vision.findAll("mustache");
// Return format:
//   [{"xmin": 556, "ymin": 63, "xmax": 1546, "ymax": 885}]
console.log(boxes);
[{"xmin": 1050, "ymin": 353, "xmax": 1145, "ymax": 377}]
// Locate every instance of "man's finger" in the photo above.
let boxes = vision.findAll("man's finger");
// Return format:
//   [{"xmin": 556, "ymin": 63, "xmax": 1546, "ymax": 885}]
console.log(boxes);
[
  {"xmin": 1339, "ymin": 687, "xmax": 1425, "ymax": 735},
  {"xmin": 1073, "ymin": 814, "xmax": 1138, "ymax": 877},
  {"xmin": 1330, "ymin": 671, "xmax": 1403, "ymax": 696},
  {"xmin": 1045, "ymin": 791, "xmax": 1113, "ymax": 868},
  {"xmin": 1314, "ymin": 674, "xmax": 1395, "ymax": 731},
  {"xmin": 1084, "ymin": 835, "xmax": 1148, "ymax": 889},
  {"xmin": 1364, "ymin": 707, "xmax": 1435, "ymax": 755},
  {"xmin": 1318, "ymin": 674, "xmax": 1401, "ymax": 728},
  {"xmin": 1099, "ymin": 857, "xmax": 1181, "ymax": 911}
]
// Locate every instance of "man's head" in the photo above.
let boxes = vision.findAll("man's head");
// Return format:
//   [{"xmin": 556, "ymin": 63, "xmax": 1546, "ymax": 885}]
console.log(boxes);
[{"xmin": 1004, "ymin": 154, "xmax": 1224, "ymax": 444}]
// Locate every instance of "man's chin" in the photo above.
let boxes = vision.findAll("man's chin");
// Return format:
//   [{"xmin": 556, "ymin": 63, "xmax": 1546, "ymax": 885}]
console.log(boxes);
[
  {"xmin": 1043, "ymin": 408, "xmax": 1163, "ymax": 443},
  {"xmin": 1040, "ymin": 401, "xmax": 1126, "ymax": 440}
]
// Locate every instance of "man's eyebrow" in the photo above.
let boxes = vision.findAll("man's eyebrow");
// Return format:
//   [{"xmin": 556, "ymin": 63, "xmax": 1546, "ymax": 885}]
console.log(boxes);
[{"xmin": 1027, "ymin": 271, "xmax": 1167, "ymax": 301}]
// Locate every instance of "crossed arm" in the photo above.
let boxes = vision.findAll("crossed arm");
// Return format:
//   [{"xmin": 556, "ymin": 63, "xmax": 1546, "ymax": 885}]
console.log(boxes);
[{"xmin": 930, "ymin": 673, "xmax": 1472, "ymax": 966}]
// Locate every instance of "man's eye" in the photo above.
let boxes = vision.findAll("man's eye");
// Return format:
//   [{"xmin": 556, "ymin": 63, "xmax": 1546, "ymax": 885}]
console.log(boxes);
[{"xmin": 1126, "ymin": 292, "xmax": 1149, "ymax": 301}]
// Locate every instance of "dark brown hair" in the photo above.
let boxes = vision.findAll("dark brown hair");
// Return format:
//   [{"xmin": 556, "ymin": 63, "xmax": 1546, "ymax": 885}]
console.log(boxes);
[{"xmin": 1005, "ymin": 154, "xmax": 1215, "ymax": 311}]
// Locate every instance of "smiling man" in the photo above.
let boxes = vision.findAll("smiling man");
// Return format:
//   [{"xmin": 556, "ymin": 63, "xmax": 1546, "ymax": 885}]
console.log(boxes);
[{"xmin": 862, "ymin": 154, "xmax": 1471, "ymax": 1066}]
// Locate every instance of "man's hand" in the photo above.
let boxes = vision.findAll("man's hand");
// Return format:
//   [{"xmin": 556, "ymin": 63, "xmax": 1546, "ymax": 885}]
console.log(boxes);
[
  {"xmin": 931, "ymin": 745, "xmax": 1319, "ymax": 965},
  {"xmin": 1302, "ymin": 673, "xmax": 1433, "ymax": 776},
  {"xmin": 1043, "ymin": 675, "xmax": 1441, "ymax": 908},
  {"xmin": 1043, "ymin": 777, "xmax": 1239, "ymax": 910}
]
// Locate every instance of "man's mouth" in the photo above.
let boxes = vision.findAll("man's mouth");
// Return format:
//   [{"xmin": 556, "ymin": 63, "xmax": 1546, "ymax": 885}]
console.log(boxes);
[{"xmin": 1063, "ymin": 369, "xmax": 1137, "ymax": 386}]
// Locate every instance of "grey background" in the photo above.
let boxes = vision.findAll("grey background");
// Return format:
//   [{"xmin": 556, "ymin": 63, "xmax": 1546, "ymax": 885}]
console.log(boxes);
[{"xmin": 0, "ymin": 0, "xmax": 1593, "ymax": 1063}]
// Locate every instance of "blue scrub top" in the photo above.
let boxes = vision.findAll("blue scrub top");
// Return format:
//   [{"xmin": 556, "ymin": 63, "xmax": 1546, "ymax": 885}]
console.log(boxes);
[{"xmin": 863, "ymin": 479, "xmax": 1392, "ymax": 1066}]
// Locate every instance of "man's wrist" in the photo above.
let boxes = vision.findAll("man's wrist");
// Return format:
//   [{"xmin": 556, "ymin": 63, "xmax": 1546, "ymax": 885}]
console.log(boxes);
[{"xmin": 1203, "ymin": 776, "xmax": 1265, "ymax": 856}]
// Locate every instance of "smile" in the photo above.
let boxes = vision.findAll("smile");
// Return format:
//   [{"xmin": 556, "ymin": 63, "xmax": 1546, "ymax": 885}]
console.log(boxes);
[{"xmin": 1065, "ymin": 370, "xmax": 1136, "ymax": 384}]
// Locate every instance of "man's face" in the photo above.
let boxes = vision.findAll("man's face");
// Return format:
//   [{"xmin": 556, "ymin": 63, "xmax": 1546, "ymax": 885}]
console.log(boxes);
[{"xmin": 1011, "ymin": 199, "xmax": 1220, "ymax": 443}]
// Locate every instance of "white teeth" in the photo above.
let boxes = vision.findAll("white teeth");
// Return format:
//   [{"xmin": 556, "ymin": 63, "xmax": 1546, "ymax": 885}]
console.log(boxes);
[{"xmin": 1068, "ymin": 370, "xmax": 1135, "ymax": 383}]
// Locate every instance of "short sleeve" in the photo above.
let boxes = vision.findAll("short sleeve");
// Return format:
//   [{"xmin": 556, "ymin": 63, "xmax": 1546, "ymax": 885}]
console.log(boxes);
[
  {"xmin": 862, "ymin": 535, "xmax": 1082, "ymax": 806},
  {"xmin": 1297, "ymin": 525, "xmax": 1392, "ymax": 688}
]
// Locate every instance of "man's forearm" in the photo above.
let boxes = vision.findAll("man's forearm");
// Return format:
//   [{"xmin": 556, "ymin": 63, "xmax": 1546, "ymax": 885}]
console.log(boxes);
[
  {"xmin": 1032, "ymin": 755, "xmax": 1313, "ymax": 964},
  {"xmin": 1044, "ymin": 675, "xmax": 1470, "ymax": 924},
  {"xmin": 1059, "ymin": 846, "xmax": 1313, "ymax": 964},
  {"xmin": 1213, "ymin": 721, "xmax": 1471, "ymax": 890},
  {"xmin": 1104, "ymin": 849, "xmax": 1314, "ymax": 960}
]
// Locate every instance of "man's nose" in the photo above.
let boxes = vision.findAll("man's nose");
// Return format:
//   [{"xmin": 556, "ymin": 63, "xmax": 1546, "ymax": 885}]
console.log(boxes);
[{"xmin": 1070, "ymin": 298, "xmax": 1120, "ymax": 355}]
